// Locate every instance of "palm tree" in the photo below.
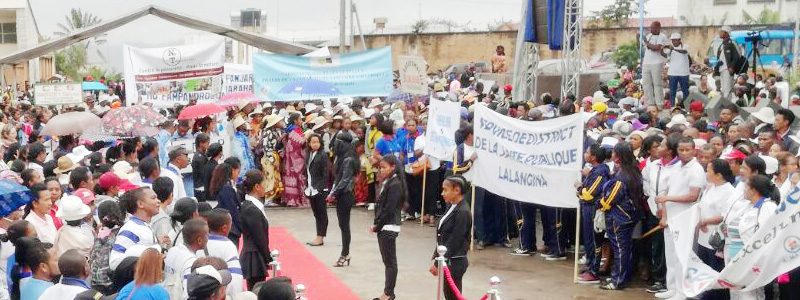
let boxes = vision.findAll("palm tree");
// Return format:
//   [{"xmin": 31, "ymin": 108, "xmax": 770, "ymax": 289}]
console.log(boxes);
[{"xmin": 54, "ymin": 8, "xmax": 107, "ymax": 63}]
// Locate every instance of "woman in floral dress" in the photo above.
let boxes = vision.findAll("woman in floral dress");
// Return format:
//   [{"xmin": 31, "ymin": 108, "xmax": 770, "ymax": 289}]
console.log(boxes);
[
  {"xmin": 281, "ymin": 113, "xmax": 308, "ymax": 207},
  {"xmin": 260, "ymin": 114, "xmax": 285, "ymax": 202}
]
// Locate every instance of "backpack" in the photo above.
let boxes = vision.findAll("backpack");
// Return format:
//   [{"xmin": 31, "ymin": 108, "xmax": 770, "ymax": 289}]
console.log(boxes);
[
  {"xmin": 164, "ymin": 255, "xmax": 195, "ymax": 300},
  {"xmin": 89, "ymin": 227, "xmax": 120, "ymax": 290}
]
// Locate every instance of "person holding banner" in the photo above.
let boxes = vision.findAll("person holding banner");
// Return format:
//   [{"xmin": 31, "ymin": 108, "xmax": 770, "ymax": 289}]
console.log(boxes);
[
  {"xmin": 598, "ymin": 142, "xmax": 643, "ymax": 290},
  {"xmin": 577, "ymin": 144, "xmax": 611, "ymax": 284},
  {"xmin": 732, "ymin": 174, "xmax": 779, "ymax": 299},
  {"xmin": 695, "ymin": 159, "xmax": 736, "ymax": 300}
]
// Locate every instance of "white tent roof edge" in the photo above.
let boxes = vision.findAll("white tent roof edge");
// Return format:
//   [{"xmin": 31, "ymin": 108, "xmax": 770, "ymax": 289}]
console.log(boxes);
[{"xmin": 0, "ymin": 4, "xmax": 316, "ymax": 65}]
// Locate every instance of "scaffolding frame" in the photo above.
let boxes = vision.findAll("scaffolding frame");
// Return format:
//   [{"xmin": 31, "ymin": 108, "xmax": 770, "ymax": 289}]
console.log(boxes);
[{"xmin": 560, "ymin": 0, "xmax": 583, "ymax": 99}]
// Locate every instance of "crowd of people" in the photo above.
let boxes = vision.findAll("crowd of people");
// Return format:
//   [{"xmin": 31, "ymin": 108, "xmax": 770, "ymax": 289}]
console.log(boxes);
[{"xmin": 0, "ymin": 20, "xmax": 798, "ymax": 300}]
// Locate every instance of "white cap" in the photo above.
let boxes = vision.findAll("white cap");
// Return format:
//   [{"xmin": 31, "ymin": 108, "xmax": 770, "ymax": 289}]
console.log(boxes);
[
  {"xmin": 720, "ymin": 25, "xmax": 732, "ymax": 33},
  {"xmin": 670, "ymin": 32, "xmax": 681, "ymax": 39}
]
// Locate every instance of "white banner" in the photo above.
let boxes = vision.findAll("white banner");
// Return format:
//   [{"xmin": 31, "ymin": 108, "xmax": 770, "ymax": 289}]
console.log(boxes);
[
  {"xmin": 398, "ymin": 55, "xmax": 428, "ymax": 95},
  {"xmin": 423, "ymin": 99, "xmax": 460, "ymax": 161},
  {"xmin": 472, "ymin": 105, "xmax": 582, "ymax": 208},
  {"xmin": 123, "ymin": 42, "xmax": 225, "ymax": 107},
  {"xmin": 668, "ymin": 206, "xmax": 721, "ymax": 296},
  {"xmin": 33, "ymin": 83, "xmax": 82, "ymax": 106},
  {"xmin": 223, "ymin": 63, "xmax": 253, "ymax": 93},
  {"xmin": 672, "ymin": 187, "xmax": 800, "ymax": 297}
]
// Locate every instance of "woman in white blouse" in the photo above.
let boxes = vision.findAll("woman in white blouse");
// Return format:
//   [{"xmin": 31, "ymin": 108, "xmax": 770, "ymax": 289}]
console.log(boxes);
[
  {"xmin": 23, "ymin": 183, "xmax": 56, "ymax": 244},
  {"xmin": 696, "ymin": 159, "xmax": 736, "ymax": 299}
]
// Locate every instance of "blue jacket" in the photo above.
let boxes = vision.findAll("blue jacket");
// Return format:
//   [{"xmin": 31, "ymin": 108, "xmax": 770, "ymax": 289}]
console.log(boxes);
[
  {"xmin": 599, "ymin": 172, "xmax": 641, "ymax": 223},
  {"xmin": 578, "ymin": 163, "xmax": 610, "ymax": 205}
]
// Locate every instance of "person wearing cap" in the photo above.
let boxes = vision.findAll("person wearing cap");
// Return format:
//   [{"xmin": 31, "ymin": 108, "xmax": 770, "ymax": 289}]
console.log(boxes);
[
  {"xmin": 163, "ymin": 147, "xmax": 189, "ymax": 202},
  {"xmin": 37, "ymin": 249, "xmax": 91, "ymax": 300},
  {"xmin": 53, "ymin": 193, "xmax": 95, "ymax": 258},
  {"xmin": 165, "ymin": 218, "xmax": 209, "ymax": 299},
  {"xmin": 282, "ymin": 112, "xmax": 308, "ymax": 207},
  {"xmin": 654, "ymin": 135, "xmax": 706, "ymax": 298},
  {"xmin": 109, "ymin": 187, "xmax": 163, "ymax": 271},
  {"xmin": 751, "ymin": 107, "xmax": 775, "ymax": 135},
  {"xmin": 715, "ymin": 25, "xmax": 742, "ymax": 98},
  {"xmin": 187, "ymin": 264, "xmax": 232, "ymax": 300},
  {"xmin": 587, "ymin": 102, "xmax": 609, "ymax": 130},
  {"xmin": 642, "ymin": 21, "xmax": 669, "ymax": 109},
  {"xmin": 231, "ymin": 115, "xmax": 255, "ymax": 180},
  {"xmin": 502, "ymin": 84, "xmax": 513, "ymax": 102},
  {"xmin": 688, "ymin": 100, "xmax": 705, "ymax": 122},
  {"xmin": 665, "ymin": 32, "xmax": 690, "ymax": 107}
]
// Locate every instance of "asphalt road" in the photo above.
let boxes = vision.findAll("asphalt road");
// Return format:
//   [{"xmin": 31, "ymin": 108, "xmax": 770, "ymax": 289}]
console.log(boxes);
[{"xmin": 268, "ymin": 207, "xmax": 653, "ymax": 300}]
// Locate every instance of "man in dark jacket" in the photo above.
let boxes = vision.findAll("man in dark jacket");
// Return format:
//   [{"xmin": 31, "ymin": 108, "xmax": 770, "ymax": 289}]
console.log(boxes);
[{"xmin": 716, "ymin": 25, "xmax": 741, "ymax": 98}]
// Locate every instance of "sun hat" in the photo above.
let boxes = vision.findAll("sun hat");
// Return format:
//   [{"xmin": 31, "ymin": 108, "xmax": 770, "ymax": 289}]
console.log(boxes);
[
  {"xmin": 53, "ymin": 155, "xmax": 77, "ymax": 174},
  {"xmin": 751, "ymin": 107, "xmax": 775, "ymax": 124},
  {"xmin": 592, "ymin": 91, "xmax": 609, "ymax": 104},
  {"xmin": 666, "ymin": 114, "xmax": 691, "ymax": 128},
  {"xmin": 232, "ymin": 115, "xmax": 248, "ymax": 129},
  {"xmin": 262, "ymin": 114, "xmax": 283, "ymax": 129},
  {"xmin": 612, "ymin": 121, "xmax": 633, "ymax": 137},
  {"xmin": 55, "ymin": 195, "xmax": 92, "ymax": 221},
  {"xmin": 368, "ymin": 98, "xmax": 383, "ymax": 108},
  {"xmin": 311, "ymin": 116, "xmax": 330, "ymax": 131},
  {"xmin": 304, "ymin": 103, "xmax": 318, "ymax": 114},
  {"xmin": 350, "ymin": 115, "xmax": 364, "ymax": 122},
  {"xmin": 112, "ymin": 161, "xmax": 136, "ymax": 180},
  {"xmin": 761, "ymin": 155, "xmax": 779, "ymax": 175}
]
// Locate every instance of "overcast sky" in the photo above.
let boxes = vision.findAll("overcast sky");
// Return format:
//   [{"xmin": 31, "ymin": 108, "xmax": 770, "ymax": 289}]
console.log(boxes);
[{"xmin": 27, "ymin": 0, "xmax": 676, "ymax": 70}]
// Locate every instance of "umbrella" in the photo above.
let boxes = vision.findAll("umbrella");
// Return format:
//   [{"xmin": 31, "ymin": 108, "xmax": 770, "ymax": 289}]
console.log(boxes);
[
  {"xmin": 41, "ymin": 111, "xmax": 102, "ymax": 136},
  {"xmin": 178, "ymin": 103, "xmax": 226, "ymax": 120},
  {"xmin": 278, "ymin": 79, "xmax": 341, "ymax": 96},
  {"xmin": 0, "ymin": 179, "xmax": 33, "ymax": 217},
  {"xmin": 81, "ymin": 127, "xmax": 124, "ymax": 142},
  {"xmin": 387, "ymin": 89, "xmax": 414, "ymax": 103},
  {"xmin": 219, "ymin": 91, "xmax": 259, "ymax": 107},
  {"xmin": 101, "ymin": 105, "xmax": 167, "ymax": 137},
  {"xmin": 82, "ymin": 81, "xmax": 108, "ymax": 91}
]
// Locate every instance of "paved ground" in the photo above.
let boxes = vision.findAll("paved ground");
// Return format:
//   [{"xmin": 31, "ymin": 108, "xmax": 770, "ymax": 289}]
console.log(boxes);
[{"xmin": 269, "ymin": 207, "xmax": 653, "ymax": 300}]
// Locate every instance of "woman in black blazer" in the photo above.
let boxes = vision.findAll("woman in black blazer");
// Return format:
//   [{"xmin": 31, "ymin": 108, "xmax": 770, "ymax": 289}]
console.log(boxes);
[
  {"xmin": 429, "ymin": 175, "xmax": 472, "ymax": 300},
  {"xmin": 371, "ymin": 155, "xmax": 405, "ymax": 300},
  {"xmin": 239, "ymin": 169, "xmax": 272, "ymax": 290},
  {"xmin": 305, "ymin": 134, "xmax": 331, "ymax": 246},
  {"xmin": 201, "ymin": 143, "xmax": 223, "ymax": 202},
  {"xmin": 327, "ymin": 132, "xmax": 359, "ymax": 267},
  {"xmin": 209, "ymin": 158, "xmax": 242, "ymax": 243}
]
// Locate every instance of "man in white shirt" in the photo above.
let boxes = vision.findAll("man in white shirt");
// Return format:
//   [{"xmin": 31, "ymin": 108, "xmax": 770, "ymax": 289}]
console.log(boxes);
[
  {"xmin": 165, "ymin": 218, "xmax": 209, "ymax": 299},
  {"xmin": 109, "ymin": 187, "xmax": 162, "ymax": 270},
  {"xmin": 38, "ymin": 249, "xmax": 90, "ymax": 300},
  {"xmin": 655, "ymin": 136, "xmax": 706, "ymax": 299},
  {"xmin": 204, "ymin": 208, "xmax": 244, "ymax": 297},
  {"xmin": 642, "ymin": 21, "xmax": 669, "ymax": 109},
  {"xmin": 666, "ymin": 32, "xmax": 690, "ymax": 108},
  {"xmin": 163, "ymin": 147, "xmax": 189, "ymax": 205}
]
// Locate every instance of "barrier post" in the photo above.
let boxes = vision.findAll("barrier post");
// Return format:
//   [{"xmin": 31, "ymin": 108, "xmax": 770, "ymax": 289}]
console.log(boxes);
[
  {"xmin": 269, "ymin": 250, "xmax": 281, "ymax": 278},
  {"xmin": 295, "ymin": 283, "xmax": 307, "ymax": 300},
  {"xmin": 436, "ymin": 245, "xmax": 447, "ymax": 300},
  {"xmin": 487, "ymin": 276, "xmax": 501, "ymax": 300},
  {"xmin": 420, "ymin": 165, "xmax": 427, "ymax": 226}
]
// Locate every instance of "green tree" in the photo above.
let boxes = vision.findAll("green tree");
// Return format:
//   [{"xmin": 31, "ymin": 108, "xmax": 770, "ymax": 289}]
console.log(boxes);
[
  {"xmin": 742, "ymin": 8, "xmax": 780, "ymax": 25},
  {"xmin": 591, "ymin": 0, "xmax": 645, "ymax": 28},
  {"xmin": 612, "ymin": 41, "xmax": 639, "ymax": 70},
  {"xmin": 54, "ymin": 8, "xmax": 105, "ymax": 80}
]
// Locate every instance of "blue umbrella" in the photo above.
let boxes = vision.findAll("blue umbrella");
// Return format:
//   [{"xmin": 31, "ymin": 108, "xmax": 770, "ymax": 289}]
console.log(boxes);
[
  {"xmin": 82, "ymin": 81, "xmax": 108, "ymax": 91},
  {"xmin": 279, "ymin": 79, "xmax": 341, "ymax": 96},
  {"xmin": 0, "ymin": 179, "xmax": 33, "ymax": 217}
]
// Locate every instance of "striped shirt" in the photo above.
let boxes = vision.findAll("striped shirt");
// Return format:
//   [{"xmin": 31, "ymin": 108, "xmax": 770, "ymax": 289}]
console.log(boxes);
[
  {"xmin": 109, "ymin": 216, "xmax": 161, "ymax": 270},
  {"xmin": 204, "ymin": 234, "xmax": 244, "ymax": 296}
]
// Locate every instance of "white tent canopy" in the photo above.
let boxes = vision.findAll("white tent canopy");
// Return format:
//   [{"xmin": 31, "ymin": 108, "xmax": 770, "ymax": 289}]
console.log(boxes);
[{"xmin": 0, "ymin": 5, "xmax": 316, "ymax": 65}]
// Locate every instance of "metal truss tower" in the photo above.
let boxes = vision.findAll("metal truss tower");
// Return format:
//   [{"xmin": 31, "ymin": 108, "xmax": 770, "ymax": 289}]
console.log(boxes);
[
  {"xmin": 560, "ymin": 0, "xmax": 583, "ymax": 99},
  {"xmin": 511, "ymin": 2, "xmax": 539, "ymax": 104}
]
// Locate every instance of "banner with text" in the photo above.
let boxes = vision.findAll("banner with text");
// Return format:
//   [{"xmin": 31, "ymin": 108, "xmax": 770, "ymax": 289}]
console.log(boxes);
[
  {"xmin": 223, "ymin": 63, "xmax": 253, "ymax": 93},
  {"xmin": 672, "ymin": 186, "xmax": 800, "ymax": 297},
  {"xmin": 398, "ymin": 55, "xmax": 428, "ymax": 95},
  {"xmin": 252, "ymin": 47, "xmax": 393, "ymax": 101},
  {"xmin": 424, "ymin": 99, "xmax": 461, "ymax": 161},
  {"xmin": 33, "ymin": 83, "xmax": 83, "ymax": 106},
  {"xmin": 472, "ymin": 105, "xmax": 582, "ymax": 208},
  {"xmin": 123, "ymin": 42, "xmax": 225, "ymax": 107}
]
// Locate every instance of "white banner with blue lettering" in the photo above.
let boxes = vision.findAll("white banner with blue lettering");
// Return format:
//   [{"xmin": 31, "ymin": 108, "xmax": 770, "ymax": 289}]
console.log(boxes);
[
  {"xmin": 423, "ymin": 99, "xmax": 460, "ymax": 161},
  {"xmin": 472, "ymin": 105, "xmax": 581, "ymax": 208}
]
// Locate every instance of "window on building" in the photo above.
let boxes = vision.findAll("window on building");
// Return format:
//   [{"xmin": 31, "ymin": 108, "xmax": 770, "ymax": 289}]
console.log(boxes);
[
  {"xmin": 240, "ymin": 10, "xmax": 261, "ymax": 27},
  {"xmin": 714, "ymin": 0, "xmax": 736, "ymax": 4},
  {"xmin": 0, "ymin": 23, "xmax": 16, "ymax": 44}
]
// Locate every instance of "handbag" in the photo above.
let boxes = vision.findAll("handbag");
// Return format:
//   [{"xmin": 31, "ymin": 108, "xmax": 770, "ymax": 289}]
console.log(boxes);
[
  {"xmin": 593, "ymin": 210, "xmax": 606, "ymax": 233},
  {"xmin": 710, "ymin": 199, "xmax": 738, "ymax": 251}
]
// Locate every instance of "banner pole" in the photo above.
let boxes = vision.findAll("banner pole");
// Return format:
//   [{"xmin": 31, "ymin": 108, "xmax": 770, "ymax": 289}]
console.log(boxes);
[
  {"xmin": 420, "ymin": 164, "xmax": 427, "ymax": 226},
  {"xmin": 470, "ymin": 184, "xmax": 476, "ymax": 251},
  {"xmin": 573, "ymin": 203, "xmax": 581, "ymax": 283}
]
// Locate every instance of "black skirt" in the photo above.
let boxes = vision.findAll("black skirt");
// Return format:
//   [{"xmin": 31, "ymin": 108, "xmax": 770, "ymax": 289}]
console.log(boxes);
[{"xmin": 241, "ymin": 250, "xmax": 269, "ymax": 279}]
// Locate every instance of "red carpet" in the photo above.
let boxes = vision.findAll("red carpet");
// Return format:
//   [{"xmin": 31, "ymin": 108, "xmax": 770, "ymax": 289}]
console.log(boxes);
[{"xmin": 266, "ymin": 227, "xmax": 359, "ymax": 300}]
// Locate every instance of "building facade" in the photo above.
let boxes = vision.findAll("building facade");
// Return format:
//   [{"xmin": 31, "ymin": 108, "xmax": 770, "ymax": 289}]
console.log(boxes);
[{"xmin": 0, "ymin": 0, "xmax": 54, "ymax": 86}]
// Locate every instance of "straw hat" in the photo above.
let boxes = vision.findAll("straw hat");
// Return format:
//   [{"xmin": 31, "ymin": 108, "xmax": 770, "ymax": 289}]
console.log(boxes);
[
  {"xmin": 262, "ymin": 114, "xmax": 283, "ymax": 129},
  {"xmin": 232, "ymin": 115, "xmax": 247, "ymax": 129},
  {"xmin": 350, "ymin": 115, "xmax": 364, "ymax": 122},
  {"xmin": 751, "ymin": 107, "xmax": 775, "ymax": 124},
  {"xmin": 311, "ymin": 116, "xmax": 330, "ymax": 131},
  {"xmin": 368, "ymin": 98, "xmax": 384, "ymax": 108},
  {"xmin": 53, "ymin": 155, "xmax": 77, "ymax": 174}
]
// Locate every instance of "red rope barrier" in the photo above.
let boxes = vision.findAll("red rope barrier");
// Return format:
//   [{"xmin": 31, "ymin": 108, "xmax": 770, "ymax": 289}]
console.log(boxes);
[
  {"xmin": 479, "ymin": 294, "xmax": 489, "ymax": 300},
  {"xmin": 441, "ymin": 265, "xmax": 466, "ymax": 300}
]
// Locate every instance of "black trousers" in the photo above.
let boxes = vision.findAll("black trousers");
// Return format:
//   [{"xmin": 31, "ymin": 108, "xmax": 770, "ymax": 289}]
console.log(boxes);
[
  {"xmin": 423, "ymin": 169, "xmax": 441, "ymax": 216},
  {"xmin": 378, "ymin": 230, "xmax": 399, "ymax": 297},
  {"xmin": 644, "ymin": 212, "xmax": 666, "ymax": 284},
  {"xmin": 337, "ymin": 192, "xmax": 354, "ymax": 257},
  {"xmin": 444, "ymin": 257, "xmax": 468, "ymax": 300},
  {"xmin": 406, "ymin": 173, "xmax": 423, "ymax": 215},
  {"xmin": 309, "ymin": 192, "xmax": 329, "ymax": 237},
  {"xmin": 247, "ymin": 276, "xmax": 266, "ymax": 291}
]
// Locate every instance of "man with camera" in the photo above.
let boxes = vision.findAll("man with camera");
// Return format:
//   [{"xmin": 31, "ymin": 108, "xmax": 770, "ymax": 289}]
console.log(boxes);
[{"xmin": 716, "ymin": 26, "xmax": 742, "ymax": 99}]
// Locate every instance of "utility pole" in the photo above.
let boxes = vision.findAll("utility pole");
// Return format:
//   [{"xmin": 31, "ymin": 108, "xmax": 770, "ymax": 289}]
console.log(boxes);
[
  {"xmin": 350, "ymin": 0, "xmax": 355, "ymax": 53},
  {"xmin": 339, "ymin": 0, "xmax": 346, "ymax": 53}
]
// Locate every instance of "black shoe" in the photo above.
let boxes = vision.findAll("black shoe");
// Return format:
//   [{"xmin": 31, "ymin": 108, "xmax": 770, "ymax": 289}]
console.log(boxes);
[{"xmin": 646, "ymin": 282, "xmax": 667, "ymax": 293}]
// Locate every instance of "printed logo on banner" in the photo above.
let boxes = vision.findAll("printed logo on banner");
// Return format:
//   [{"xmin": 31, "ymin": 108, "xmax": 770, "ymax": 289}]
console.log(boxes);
[
  {"xmin": 682, "ymin": 266, "xmax": 715, "ymax": 292},
  {"xmin": 784, "ymin": 236, "xmax": 800, "ymax": 253},
  {"xmin": 163, "ymin": 48, "xmax": 182, "ymax": 66}
]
